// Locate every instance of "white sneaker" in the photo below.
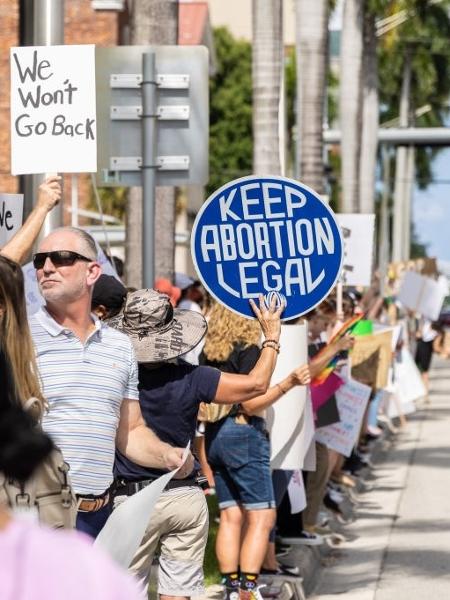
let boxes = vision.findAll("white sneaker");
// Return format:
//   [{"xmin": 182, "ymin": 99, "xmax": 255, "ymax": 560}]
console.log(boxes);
[{"xmin": 278, "ymin": 531, "xmax": 324, "ymax": 546}]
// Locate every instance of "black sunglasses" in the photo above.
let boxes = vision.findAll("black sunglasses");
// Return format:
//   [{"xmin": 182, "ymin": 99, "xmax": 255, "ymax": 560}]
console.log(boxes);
[{"xmin": 32, "ymin": 250, "xmax": 94, "ymax": 270}]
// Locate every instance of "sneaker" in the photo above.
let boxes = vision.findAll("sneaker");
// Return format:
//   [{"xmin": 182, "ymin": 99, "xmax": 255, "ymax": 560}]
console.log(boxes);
[
  {"xmin": 239, "ymin": 585, "xmax": 266, "ymax": 600},
  {"xmin": 223, "ymin": 590, "xmax": 239, "ymax": 600},
  {"xmin": 327, "ymin": 487, "xmax": 345, "ymax": 504},
  {"xmin": 278, "ymin": 531, "xmax": 324, "ymax": 546}
]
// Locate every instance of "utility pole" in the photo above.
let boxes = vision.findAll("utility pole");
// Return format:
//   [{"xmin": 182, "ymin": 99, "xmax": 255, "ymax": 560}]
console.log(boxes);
[
  {"xmin": 126, "ymin": 0, "xmax": 178, "ymax": 288},
  {"xmin": 392, "ymin": 49, "xmax": 411, "ymax": 263},
  {"xmin": 22, "ymin": 0, "xmax": 64, "ymax": 237}
]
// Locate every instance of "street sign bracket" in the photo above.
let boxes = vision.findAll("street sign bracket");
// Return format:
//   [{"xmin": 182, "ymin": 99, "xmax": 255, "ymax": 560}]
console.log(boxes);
[
  {"xmin": 110, "ymin": 155, "xmax": 190, "ymax": 171},
  {"xmin": 110, "ymin": 73, "xmax": 190, "ymax": 89},
  {"xmin": 110, "ymin": 105, "xmax": 190, "ymax": 121}
]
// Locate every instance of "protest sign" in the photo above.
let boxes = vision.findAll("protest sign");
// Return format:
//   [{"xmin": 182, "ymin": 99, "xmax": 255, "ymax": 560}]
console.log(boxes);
[
  {"xmin": 266, "ymin": 322, "xmax": 315, "ymax": 469},
  {"xmin": 288, "ymin": 470, "xmax": 307, "ymax": 514},
  {"xmin": 95, "ymin": 445, "xmax": 190, "ymax": 568},
  {"xmin": 0, "ymin": 194, "xmax": 23, "ymax": 247},
  {"xmin": 191, "ymin": 176, "xmax": 343, "ymax": 320},
  {"xmin": 10, "ymin": 45, "xmax": 97, "ymax": 175},
  {"xmin": 388, "ymin": 347, "xmax": 425, "ymax": 418},
  {"xmin": 398, "ymin": 271, "xmax": 447, "ymax": 321},
  {"xmin": 336, "ymin": 214, "xmax": 375, "ymax": 286},
  {"xmin": 351, "ymin": 329, "xmax": 393, "ymax": 390},
  {"xmin": 315, "ymin": 378, "xmax": 372, "ymax": 457}
]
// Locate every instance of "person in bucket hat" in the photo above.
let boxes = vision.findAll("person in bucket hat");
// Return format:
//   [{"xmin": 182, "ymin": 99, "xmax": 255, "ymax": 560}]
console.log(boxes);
[{"xmin": 109, "ymin": 289, "xmax": 284, "ymax": 598}]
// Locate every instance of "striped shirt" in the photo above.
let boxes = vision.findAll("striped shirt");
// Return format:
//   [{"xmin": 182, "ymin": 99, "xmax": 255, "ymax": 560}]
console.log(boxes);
[{"xmin": 30, "ymin": 307, "xmax": 139, "ymax": 496}]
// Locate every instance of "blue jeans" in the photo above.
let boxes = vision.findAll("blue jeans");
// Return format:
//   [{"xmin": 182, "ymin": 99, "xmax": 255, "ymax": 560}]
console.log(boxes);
[
  {"xmin": 206, "ymin": 415, "xmax": 275, "ymax": 510},
  {"xmin": 76, "ymin": 503, "xmax": 112, "ymax": 539}
]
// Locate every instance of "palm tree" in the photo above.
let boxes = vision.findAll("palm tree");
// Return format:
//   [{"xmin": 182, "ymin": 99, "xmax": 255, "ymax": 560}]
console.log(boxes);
[
  {"xmin": 252, "ymin": 0, "xmax": 283, "ymax": 174},
  {"xmin": 359, "ymin": 10, "xmax": 379, "ymax": 214},
  {"xmin": 126, "ymin": 0, "xmax": 178, "ymax": 287},
  {"xmin": 295, "ymin": 0, "xmax": 329, "ymax": 195},
  {"xmin": 339, "ymin": 0, "xmax": 365, "ymax": 212}
]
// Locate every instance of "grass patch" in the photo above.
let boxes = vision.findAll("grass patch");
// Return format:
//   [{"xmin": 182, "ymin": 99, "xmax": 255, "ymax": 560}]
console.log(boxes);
[{"xmin": 204, "ymin": 494, "xmax": 221, "ymax": 586}]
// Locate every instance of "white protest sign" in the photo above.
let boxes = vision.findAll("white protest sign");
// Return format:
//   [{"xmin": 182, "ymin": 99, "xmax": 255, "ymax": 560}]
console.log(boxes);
[
  {"xmin": 388, "ymin": 347, "xmax": 425, "ymax": 418},
  {"xmin": 287, "ymin": 470, "xmax": 307, "ymax": 514},
  {"xmin": 95, "ymin": 446, "xmax": 190, "ymax": 568},
  {"xmin": 398, "ymin": 270, "xmax": 447, "ymax": 321},
  {"xmin": 266, "ymin": 323, "xmax": 315, "ymax": 469},
  {"xmin": 10, "ymin": 45, "xmax": 97, "ymax": 174},
  {"xmin": 336, "ymin": 214, "xmax": 375, "ymax": 286},
  {"xmin": 315, "ymin": 378, "xmax": 371, "ymax": 457},
  {"xmin": 0, "ymin": 193, "xmax": 23, "ymax": 247}
]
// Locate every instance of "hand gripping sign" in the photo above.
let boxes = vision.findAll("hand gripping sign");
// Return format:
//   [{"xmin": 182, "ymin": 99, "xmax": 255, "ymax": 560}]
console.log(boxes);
[{"xmin": 191, "ymin": 176, "xmax": 343, "ymax": 320}]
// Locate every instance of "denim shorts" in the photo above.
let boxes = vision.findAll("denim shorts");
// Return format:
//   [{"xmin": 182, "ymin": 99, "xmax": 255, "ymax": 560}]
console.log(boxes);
[{"xmin": 205, "ymin": 415, "xmax": 276, "ymax": 510}]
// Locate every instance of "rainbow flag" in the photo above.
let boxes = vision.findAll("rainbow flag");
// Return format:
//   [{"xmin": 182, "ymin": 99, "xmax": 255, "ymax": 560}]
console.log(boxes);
[{"xmin": 310, "ymin": 313, "xmax": 364, "ymax": 386}]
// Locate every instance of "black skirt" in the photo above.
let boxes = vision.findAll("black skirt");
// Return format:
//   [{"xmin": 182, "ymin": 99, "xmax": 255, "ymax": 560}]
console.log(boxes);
[{"xmin": 415, "ymin": 339, "xmax": 434, "ymax": 373}]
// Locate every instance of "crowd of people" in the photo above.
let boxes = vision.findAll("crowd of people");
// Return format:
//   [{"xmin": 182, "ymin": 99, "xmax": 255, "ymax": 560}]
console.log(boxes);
[{"xmin": 0, "ymin": 178, "xmax": 448, "ymax": 600}]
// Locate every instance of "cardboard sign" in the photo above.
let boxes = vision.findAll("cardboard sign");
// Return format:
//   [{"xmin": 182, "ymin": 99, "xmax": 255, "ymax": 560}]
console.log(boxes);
[
  {"xmin": 266, "ymin": 323, "xmax": 315, "ymax": 470},
  {"xmin": 315, "ymin": 378, "xmax": 371, "ymax": 457},
  {"xmin": 191, "ymin": 176, "xmax": 343, "ymax": 320},
  {"xmin": 398, "ymin": 271, "xmax": 448, "ymax": 321},
  {"xmin": 351, "ymin": 329, "xmax": 393, "ymax": 390},
  {"xmin": 10, "ymin": 45, "xmax": 97, "ymax": 175},
  {"xmin": 0, "ymin": 193, "xmax": 23, "ymax": 247},
  {"xmin": 336, "ymin": 214, "xmax": 375, "ymax": 286}
]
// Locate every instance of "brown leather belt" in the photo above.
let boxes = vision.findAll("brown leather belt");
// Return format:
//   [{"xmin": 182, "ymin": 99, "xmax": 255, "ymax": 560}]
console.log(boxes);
[{"xmin": 77, "ymin": 492, "xmax": 110, "ymax": 513}]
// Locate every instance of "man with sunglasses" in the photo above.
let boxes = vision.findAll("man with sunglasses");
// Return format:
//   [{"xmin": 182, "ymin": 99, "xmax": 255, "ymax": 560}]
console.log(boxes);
[{"xmin": 29, "ymin": 226, "xmax": 193, "ymax": 538}]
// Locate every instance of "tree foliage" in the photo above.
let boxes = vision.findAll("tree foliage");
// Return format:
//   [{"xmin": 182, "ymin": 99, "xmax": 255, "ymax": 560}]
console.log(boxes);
[{"xmin": 208, "ymin": 27, "xmax": 253, "ymax": 196}]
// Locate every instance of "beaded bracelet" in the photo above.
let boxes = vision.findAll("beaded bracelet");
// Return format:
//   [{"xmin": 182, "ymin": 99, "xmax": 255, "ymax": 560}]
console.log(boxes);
[{"xmin": 262, "ymin": 340, "xmax": 280, "ymax": 353}]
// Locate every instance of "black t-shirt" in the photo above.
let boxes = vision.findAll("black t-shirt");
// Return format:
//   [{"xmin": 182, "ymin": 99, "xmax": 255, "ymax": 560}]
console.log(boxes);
[
  {"xmin": 200, "ymin": 343, "xmax": 261, "ymax": 375},
  {"xmin": 114, "ymin": 362, "xmax": 221, "ymax": 481}
]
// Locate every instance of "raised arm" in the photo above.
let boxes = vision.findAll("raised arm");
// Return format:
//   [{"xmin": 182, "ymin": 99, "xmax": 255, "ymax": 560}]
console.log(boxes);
[
  {"xmin": 1, "ymin": 176, "xmax": 62, "ymax": 264},
  {"xmin": 214, "ymin": 294, "xmax": 283, "ymax": 404},
  {"xmin": 241, "ymin": 363, "xmax": 311, "ymax": 415},
  {"xmin": 309, "ymin": 334, "xmax": 355, "ymax": 379},
  {"xmin": 116, "ymin": 398, "xmax": 194, "ymax": 478}
]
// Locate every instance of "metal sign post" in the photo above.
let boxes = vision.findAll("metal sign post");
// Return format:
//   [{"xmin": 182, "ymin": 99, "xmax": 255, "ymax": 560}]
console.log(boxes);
[{"xmin": 142, "ymin": 51, "xmax": 157, "ymax": 288}]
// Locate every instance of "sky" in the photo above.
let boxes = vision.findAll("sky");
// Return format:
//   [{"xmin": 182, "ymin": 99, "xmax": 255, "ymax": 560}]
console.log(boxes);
[{"xmin": 413, "ymin": 149, "xmax": 450, "ymax": 263}]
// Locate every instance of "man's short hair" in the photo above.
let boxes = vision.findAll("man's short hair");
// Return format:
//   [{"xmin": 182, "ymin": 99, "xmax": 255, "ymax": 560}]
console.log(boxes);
[{"xmin": 53, "ymin": 227, "xmax": 97, "ymax": 259}]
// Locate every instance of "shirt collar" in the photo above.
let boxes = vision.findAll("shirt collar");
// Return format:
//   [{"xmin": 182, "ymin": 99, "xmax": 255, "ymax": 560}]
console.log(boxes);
[{"xmin": 35, "ymin": 306, "xmax": 102, "ymax": 339}]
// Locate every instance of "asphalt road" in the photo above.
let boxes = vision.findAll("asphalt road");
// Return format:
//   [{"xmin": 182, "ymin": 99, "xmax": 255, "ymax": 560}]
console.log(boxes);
[{"xmin": 311, "ymin": 357, "xmax": 450, "ymax": 600}]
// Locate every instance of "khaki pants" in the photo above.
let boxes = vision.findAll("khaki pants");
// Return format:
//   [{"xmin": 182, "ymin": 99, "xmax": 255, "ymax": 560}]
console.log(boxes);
[
  {"xmin": 303, "ymin": 442, "xmax": 329, "ymax": 529},
  {"xmin": 115, "ymin": 486, "xmax": 208, "ymax": 597}
]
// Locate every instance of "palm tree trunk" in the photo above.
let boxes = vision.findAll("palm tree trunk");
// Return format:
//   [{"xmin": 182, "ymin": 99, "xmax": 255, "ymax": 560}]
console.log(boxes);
[
  {"xmin": 126, "ymin": 0, "xmax": 178, "ymax": 288},
  {"xmin": 339, "ymin": 0, "xmax": 365, "ymax": 212},
  {"xmin": 359, "ymin": 11, "xmax": 378, "ymax": 214},
  {"xmin": 392, "ymin": 49, "xmax": 411, "ymax": 262},
  {"xmin": 403, "ymin": 145, "xmax": 415, "ymax": 260},
  {"xmin": 252, "ymin": 0, "xmax": 283, "ymax": 175},
  {"xmin": 295, "ymin": 0, "xmax": 329, "ymax": 195}
]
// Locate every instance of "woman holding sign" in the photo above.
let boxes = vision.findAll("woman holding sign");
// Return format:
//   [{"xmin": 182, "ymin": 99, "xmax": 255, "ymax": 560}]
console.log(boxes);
[{"xmin": 201, "ymin": 301, "xmax": 311, "ymax": 600}]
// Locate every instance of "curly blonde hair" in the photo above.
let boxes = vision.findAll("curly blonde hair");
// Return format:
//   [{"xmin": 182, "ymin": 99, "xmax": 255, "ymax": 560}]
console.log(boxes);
[{"xmin": 203, "ymin": 301, "xmax": 261, "ymax": 362}]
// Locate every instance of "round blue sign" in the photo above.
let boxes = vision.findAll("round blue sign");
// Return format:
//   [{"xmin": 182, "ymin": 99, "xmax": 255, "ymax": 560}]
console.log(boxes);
[{"xmin": 191, "ymin": 175, "xmax": 343, "ymax": 320}]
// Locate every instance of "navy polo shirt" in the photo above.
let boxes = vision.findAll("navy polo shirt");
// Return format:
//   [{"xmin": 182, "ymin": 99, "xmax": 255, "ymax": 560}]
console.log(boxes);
[{"xmin": 114, "ymin": 362, "xmax": 221, "ymax": 481}]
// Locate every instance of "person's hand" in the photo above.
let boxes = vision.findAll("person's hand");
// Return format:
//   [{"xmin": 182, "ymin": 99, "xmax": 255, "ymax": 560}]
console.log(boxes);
[
  {"xmin": 337, "ymin": 334, "xmax": 355, "ymax": 352},
  {"xmin": 164, "ymin": 446, "xmax": 195, "ymax": 478},
  {"xmin": 36, "ymin": 176, "xmax": 62, "ymax": 212},
  {"xmin": 250, "ymin": 293, "xmax": 284, "ymax": 342},
  {"xmin": 289, "ymin": 364, "xmax": 311, "ymax": 386}
]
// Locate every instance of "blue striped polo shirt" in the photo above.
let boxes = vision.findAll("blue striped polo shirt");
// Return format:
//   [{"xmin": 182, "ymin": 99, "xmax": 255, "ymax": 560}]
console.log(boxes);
[{"xmin": 30, "ymin": 307, "xmax": 139, "ymax": 496}]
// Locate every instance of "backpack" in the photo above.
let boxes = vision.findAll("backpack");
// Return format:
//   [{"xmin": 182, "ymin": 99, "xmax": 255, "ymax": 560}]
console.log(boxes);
[{"xmin": 0, "ymin": 398, "xmax": 77, "ymax": 529}]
